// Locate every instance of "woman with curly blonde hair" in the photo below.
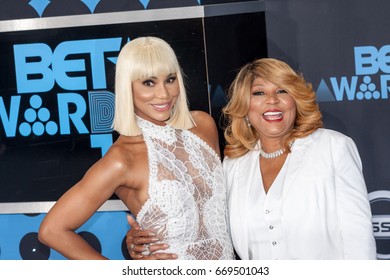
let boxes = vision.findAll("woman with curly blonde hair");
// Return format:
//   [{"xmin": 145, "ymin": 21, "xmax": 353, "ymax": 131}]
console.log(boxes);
[
  {"xmin": 223, "ymin": 58, "xmax": 376, "ymax": 260},
  {"xmin": 223, "ymin": 58, "xmax": 322, "ymax": 159}
]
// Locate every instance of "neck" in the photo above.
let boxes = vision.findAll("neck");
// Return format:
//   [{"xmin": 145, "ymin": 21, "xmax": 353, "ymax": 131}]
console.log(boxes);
[{"xmin": 258, "ymin": 138, "xmax": 283, "ymax": 153}]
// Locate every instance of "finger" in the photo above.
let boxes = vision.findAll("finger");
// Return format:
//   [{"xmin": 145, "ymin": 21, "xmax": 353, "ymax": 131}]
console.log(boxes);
[
  {"xmin": 130, "ymin": 244, "xmax": 151, "ymax": 253},
  {"xmin": 126, "ymin": 214, "xmax": 140, "ymax": 230},
  {"xmin": 130, "ymin": 243, "xmax": 168, "ymax": 254},
  {"xmin": 130, "ymin": 251, "xmax": 145, "ymax": 260},
  {"xmin": 148, "ymin": 243, "xmax": 169, "ymax": 253},
  {"xmin": 152, "ymin": 253, "xmax": 178, "ymax": 260},
  {"xmin": 126, "ymin": 227, "xmax": 157, "ymax": 238},
  {"xmin": 126, "ymin": 228, "xmax": 156, "ymax": 240},
  {"xmin": 131, "ymin": 236, "xmax": 159, "ymax": 246},
  {"xmin": 130, "ymin": 252, "xmax": 178, "ymax": 260},
  {"xmin": 130, "ymin": 245, "xmax": 151, "ymax": 259}
]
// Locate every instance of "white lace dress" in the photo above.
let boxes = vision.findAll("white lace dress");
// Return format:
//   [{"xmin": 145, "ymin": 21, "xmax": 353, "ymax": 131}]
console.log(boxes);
[{"xmin": 136, "ymin": 117, "xmax": 234, "ymax": 260}]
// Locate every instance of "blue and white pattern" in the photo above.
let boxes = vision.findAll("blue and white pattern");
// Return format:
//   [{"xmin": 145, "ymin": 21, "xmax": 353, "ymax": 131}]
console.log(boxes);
[
  {"xmin": 0, "ymin": 211, "xmax": 130, "ymax": 260},
  {"xmin": 25, "ymin": 0, "xmax": 202, "ymax": 18}
]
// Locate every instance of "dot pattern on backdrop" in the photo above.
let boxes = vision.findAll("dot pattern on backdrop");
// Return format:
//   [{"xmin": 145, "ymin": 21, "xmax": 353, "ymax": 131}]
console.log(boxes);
[{"xmin": 0, "ymin": 211, "xmax": 130, "ymax": 260}]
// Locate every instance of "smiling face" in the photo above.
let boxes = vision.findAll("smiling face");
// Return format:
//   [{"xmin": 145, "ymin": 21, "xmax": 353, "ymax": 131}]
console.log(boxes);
[
  {"xmin": 247, "ymin": 77, "xmax": 297, "ymax": 143},
  {"xmin": 132, "ymin": 72, "xmax": 179, "ymax": 126}
]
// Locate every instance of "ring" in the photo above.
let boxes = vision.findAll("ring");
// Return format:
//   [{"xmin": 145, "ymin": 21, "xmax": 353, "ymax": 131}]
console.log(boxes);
[
  {"xmin": 130, "ymin": 244, "xmax": 135, "ymax": 250},
  {"xmin": 141, "ymin": 244, "xmax": 150, "ymax": 256}
]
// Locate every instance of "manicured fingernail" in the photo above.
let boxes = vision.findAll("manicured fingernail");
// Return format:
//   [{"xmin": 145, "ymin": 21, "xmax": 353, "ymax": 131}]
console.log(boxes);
[
  {"xmin": 172, "ymin": 254, "xmax": 178, "ymax": 258},
  {"xmin": 162, "ymin": 244, "xmax": 169, "ymax": 249},
  {"xmin": 150, "ymin": 238, "xmax": 159, "ymax": 242},
  {"xmin": 148, "ymin": 232, "xmax": 156, "ymax": 236},
  {"xmin": 136, "ymin": 254, "xmax": 143, "ymax": 259}
]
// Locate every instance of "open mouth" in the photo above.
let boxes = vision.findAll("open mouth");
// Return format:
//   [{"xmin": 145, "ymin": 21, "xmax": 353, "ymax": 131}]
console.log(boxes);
[
  {"xmin": 152, "ymin": 102, "xmax": 171, "ymax": 111},
  {"xmin": 263, "ymin": 111, "xmax": 283, "ymax": 121}
]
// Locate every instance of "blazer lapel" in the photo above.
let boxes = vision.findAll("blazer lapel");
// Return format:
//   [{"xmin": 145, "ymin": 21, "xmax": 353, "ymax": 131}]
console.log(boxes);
[{"xmin": 282, "ymin": 134, "xmax": 313, "ymax": 199}]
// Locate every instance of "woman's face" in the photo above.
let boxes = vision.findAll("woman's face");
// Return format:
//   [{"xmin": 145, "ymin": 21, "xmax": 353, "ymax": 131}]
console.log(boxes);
[
  {"xmin": 247, "ymin": 77, "xmax": 296, "ymax": 142},
  {"xmin": 132, "ymin": 73, "xmax": 179, "ymax": 126}
]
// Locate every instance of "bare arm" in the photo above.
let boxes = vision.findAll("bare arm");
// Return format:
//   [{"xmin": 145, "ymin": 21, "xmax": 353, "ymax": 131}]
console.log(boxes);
[{"xmin": 38, "ymin": 148, "xmax": 127, "ymax": 259}]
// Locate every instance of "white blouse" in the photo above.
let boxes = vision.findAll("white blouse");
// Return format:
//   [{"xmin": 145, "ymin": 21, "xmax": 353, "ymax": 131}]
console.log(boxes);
[{"xmin": 248, "ymin": 155, "xmax": 290, "ymax": 260}]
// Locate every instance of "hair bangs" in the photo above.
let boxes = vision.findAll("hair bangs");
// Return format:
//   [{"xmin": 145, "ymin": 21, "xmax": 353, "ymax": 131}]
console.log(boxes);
[{"xmin": 130, "ymin": 44, "xmax": 179, "ymax": 81}]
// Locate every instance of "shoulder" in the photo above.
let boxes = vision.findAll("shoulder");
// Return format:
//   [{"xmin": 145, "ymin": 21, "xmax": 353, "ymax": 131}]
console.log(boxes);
[
  {"xmin": 223, "ymin": 149, "xmax": 255, "ymax": 170},
  {"xmin": 189, "ymin": 110, "xmax": 220, "ymax": 155},
  {"xmin": 222, "ymin": 156, "xmax": 237, "ymax": 172},
  {"xmin": 311, "ymin": 128, "xmax": 351, "ymax": 140},
  {"xmin": 309, "ymin": 128, "xmax": 356, "ymax": 148},
  {"xmin": 100, "ymin": 135, "xmax": 144, "ymax": 172},
  {"xmin": 301, "ymin": 129, "xmax": 361, "ymax": 161},
  {"xmin": 190, "ymin": 110, "xmax": 217, "ymax": 129}
]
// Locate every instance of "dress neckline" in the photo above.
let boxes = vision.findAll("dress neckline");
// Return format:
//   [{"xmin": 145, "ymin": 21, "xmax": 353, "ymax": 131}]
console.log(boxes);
[{"xmin": 136, "ymin": 115, "xmax": 176, "ymax": 145}]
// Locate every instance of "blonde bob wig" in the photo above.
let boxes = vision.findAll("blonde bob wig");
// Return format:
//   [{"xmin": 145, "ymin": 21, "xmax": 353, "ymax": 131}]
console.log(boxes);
[
  {"xmin": 223, "ymin": 58, "xmax": 323, "ymax": 159},
  {"xmin": 113, "ymin": 36, "xmax": 194, "ymax": 136}
]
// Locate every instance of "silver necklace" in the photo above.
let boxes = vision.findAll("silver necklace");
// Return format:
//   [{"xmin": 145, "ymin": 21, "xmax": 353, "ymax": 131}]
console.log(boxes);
[{"xmin": 259, "ymin": 147, "xmax": 285, "ymax": 159}]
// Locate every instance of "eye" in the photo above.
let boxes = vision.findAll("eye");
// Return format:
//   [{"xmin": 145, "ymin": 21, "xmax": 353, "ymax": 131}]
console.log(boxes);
[
  {"xmin": 143, "ymin": 79, "xmax": 155, "ymax": 87},
  {"xmin": 165, "ymin": 76, "xmax": 177, "ymax": 84},
  {"xmin": 252, "ymin": 91, "xmax": 265, "ymax": 96},
  {"xmin": 276, "ymin": 89, "xmax": 288, "ymax": 94}
]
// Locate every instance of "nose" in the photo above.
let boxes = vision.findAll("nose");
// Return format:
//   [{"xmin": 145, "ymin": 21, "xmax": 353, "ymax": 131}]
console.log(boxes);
[
  {"xmin": 156, "ymin": 83, "xmax": 169, "ymax": 99},
  {"xmin": 266, "ymin": 93, "xmax": 279, "ymax": 104}
]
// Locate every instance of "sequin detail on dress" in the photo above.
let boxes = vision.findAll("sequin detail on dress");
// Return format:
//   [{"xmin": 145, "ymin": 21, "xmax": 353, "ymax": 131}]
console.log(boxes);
[{"xmin": 136, "ymin": 116, "xmax": 234, "ymax": 260}]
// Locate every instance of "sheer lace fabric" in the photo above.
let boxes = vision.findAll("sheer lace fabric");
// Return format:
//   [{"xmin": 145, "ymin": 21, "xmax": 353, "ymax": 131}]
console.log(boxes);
[{"xmin": 136, "ymin": 117, "xmax": 234, "ymax": 260}]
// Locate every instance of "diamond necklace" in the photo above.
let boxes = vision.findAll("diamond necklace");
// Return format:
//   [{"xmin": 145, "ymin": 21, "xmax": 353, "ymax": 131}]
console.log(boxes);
[
  {"xmin": 259, "ymin": 147, "xmax": 285, "ymax": 159},
  {"xmin": 259, "ymin": 142, "xmax": 293, "ymax": 159}
]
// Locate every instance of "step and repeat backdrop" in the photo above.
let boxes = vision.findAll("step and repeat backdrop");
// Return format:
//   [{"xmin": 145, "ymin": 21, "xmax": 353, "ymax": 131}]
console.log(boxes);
[
  {"xmin": 0, "ymin": 0, "xmax": 267, "ymax": 259},
  {"xmin": 266, "ymin": 0, "xmax": 390, "ymax": 260}
]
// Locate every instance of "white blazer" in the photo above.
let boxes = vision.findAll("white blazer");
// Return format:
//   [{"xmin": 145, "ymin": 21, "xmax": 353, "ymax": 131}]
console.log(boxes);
[{"xmin": 223, "ymin": 129, "xmax": 377, "ymax": 260}]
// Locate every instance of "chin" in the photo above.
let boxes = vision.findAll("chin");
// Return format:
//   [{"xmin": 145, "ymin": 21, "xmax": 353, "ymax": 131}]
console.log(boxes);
[{"xmin": 152, "ymin": 113, "xmax": 171, "ymax": 124}]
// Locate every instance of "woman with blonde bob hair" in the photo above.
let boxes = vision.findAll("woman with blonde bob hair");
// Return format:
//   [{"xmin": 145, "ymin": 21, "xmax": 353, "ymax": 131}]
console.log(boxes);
[
  {"xmin": 39, "ymin": 36, "xmax": 234, "ymax": 260},
  {"xmin": 113, "ymin": 36, "xmax": 193, "ymax": 136},
  {"xmin": 223, "ymin": 58, "xmax": 376, "ymax": 260}
]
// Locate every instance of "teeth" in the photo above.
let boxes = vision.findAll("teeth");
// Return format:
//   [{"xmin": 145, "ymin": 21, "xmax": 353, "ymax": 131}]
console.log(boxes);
[
  {"xmin": 263, "ymin": 111, "xmax": 283, "ymax": 120},
  {"xmin": 264, "ymin": 111, "xmax": 282, "ymax": 116},
  {"xmin": 153, "ymin": 104, "xmax": 169, "ymax": 109}
]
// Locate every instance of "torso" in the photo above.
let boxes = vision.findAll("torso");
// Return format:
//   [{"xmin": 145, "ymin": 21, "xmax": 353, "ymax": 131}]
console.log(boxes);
[
  {"xmin": 112, "ymin": 135, "xmax": 150, "ymax": 216},
  {"xmin": 260, "ymin": 153, "xmax": 288, "ymax": 193},
  {"xmin": 114, "ymin": 111, "xmax": 220, "ymax": 216},
  {"xmin": 114, "ymin": 112, "xmax": 234, "ymax": 260}
]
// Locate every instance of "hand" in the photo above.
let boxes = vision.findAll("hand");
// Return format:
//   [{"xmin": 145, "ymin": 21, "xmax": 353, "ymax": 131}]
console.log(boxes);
[{"xmin": 126, "ymin": 215, "xmax": 178, "ymax": 260}]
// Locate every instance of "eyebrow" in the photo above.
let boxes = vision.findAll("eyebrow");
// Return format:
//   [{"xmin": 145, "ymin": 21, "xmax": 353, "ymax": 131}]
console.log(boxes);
[{"xmin": 146, "ymin": 73, "xmax": 176, "ymax": 79}]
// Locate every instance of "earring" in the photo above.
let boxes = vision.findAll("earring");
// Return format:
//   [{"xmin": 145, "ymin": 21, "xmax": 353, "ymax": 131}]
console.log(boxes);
[{"xmin": 245, "ymin": 115, "xmax": 251, "ymax": 127}]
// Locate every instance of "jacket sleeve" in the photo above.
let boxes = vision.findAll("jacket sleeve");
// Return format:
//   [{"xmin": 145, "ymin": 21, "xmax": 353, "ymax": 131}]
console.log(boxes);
[{"xmin": 332, "ymin": 134, "xmax": 377, "ymax": 259}]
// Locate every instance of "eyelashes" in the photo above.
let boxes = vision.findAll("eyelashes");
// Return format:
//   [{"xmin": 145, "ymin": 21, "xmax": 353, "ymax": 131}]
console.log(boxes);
[
  {"xmin": 141, "ymin": 75, "xmax": 177, "ymax": 87},
  {"xmin": 251, "ymin": 89, "xmax": 288, "ymax": 96}
]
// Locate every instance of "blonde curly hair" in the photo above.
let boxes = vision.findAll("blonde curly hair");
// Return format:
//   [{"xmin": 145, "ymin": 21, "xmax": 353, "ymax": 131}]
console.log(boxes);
[{"xmin": 223, "ymin": 58, "xmax": 323, "ymax": 159}]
